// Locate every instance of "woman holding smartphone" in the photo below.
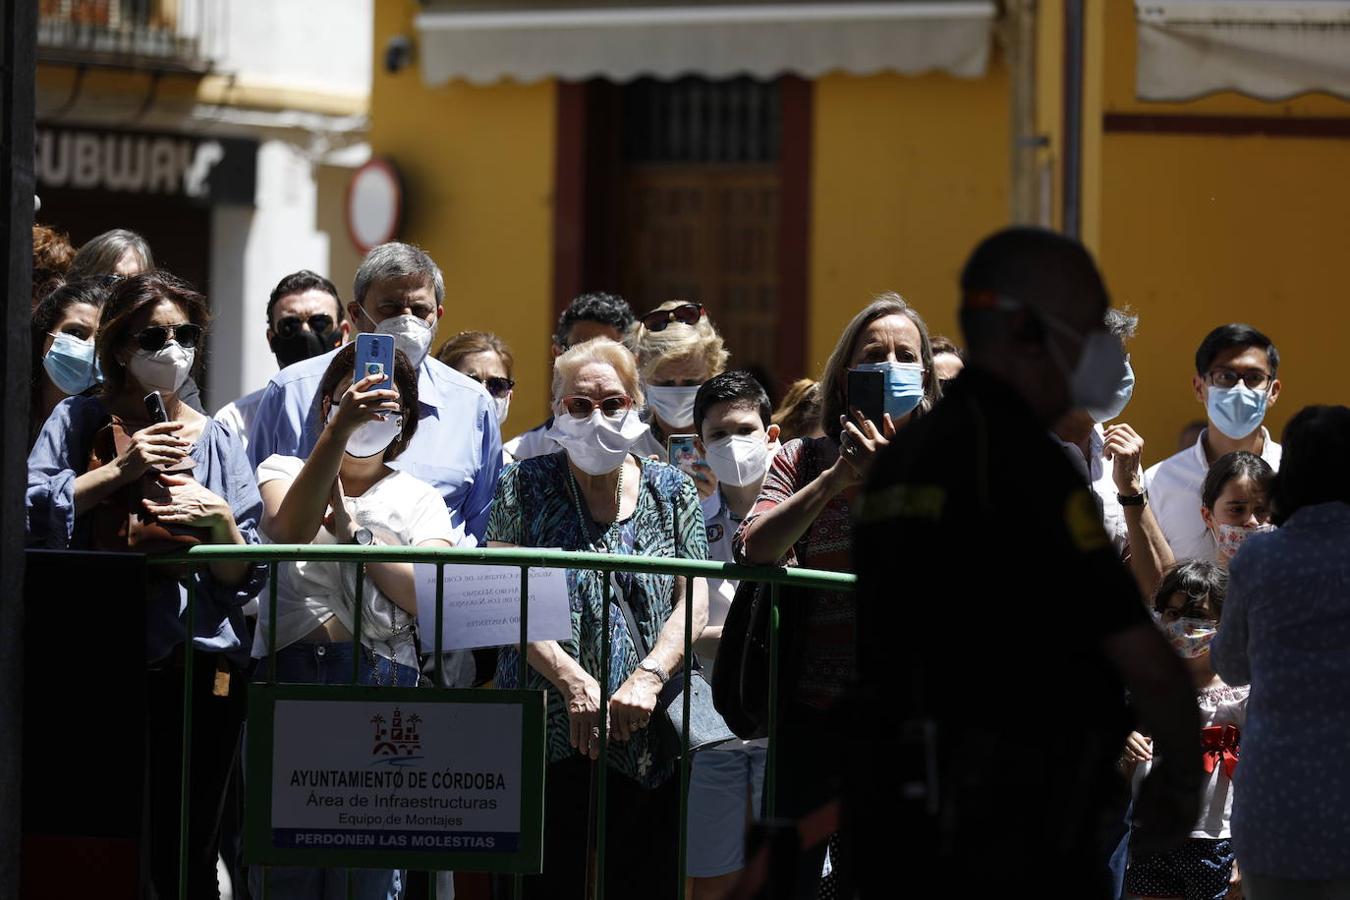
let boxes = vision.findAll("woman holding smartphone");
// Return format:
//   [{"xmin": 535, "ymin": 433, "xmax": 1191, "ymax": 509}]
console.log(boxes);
[
  {"xmin": 26, "ymin": 271, "xmax": 266, "ymax": 899},
  {"xmin": 250, "ymin": 344, "xmax": 460, "ymax": 898},
  {"xmin": 733, "ymin": 292, "xmax": 940, "ymax": 896}
]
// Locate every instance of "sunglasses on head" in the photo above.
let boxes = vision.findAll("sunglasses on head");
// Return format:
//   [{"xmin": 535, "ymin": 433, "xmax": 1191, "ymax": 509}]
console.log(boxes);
[
  {"xmin": 640, "ymin": 302, "xmax": 705, "ymax": 333},
  {"xmin": 275, "ymin": 314, "xmax": 336, "ymax": 338},
  {"xmin": 561, "ymin": 394, "xmax": 632, "ymax": 418},
  {"xmin": 467, "ymin": 374, "xmax": 514, "ymax": 399},
  {"xmin": 133, "ymin": 323, "xmax": 202, "ymax": 352}
]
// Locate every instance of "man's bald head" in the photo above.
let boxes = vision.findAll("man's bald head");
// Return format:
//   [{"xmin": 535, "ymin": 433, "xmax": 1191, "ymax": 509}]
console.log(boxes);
[{"xmin": 960, "ymin": 227, "xmax": 1108, "ymax": 338}]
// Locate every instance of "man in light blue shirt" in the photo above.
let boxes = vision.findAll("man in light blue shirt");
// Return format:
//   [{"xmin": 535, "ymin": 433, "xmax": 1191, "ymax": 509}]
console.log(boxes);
[{"xmin": 248, "ymin": 242, "xmax": 502, "ymax": 541}]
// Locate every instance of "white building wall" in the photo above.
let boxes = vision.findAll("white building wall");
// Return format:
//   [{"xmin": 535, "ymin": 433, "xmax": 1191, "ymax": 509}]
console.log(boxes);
[
  {"xmin": 209, "ymin": 141, "xmax": 330, "ymax": 412},
  {"xmin": 217, "ymin": 0, "xmax": 373, "ymax": 99}
]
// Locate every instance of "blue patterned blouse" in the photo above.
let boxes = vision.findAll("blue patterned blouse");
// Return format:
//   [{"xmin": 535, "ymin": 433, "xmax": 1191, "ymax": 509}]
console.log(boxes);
[{"xmin": 487, "ymin": 452, "xmax": 708, "ymax": 789}]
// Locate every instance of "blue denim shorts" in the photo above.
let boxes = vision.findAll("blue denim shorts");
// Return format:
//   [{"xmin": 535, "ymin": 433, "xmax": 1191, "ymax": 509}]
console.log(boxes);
[
  {"xmin": 254, "ymin": 641, "xmax": 420, "ymax": 687},
  {"xmin": 686, "ymin": 743, "xmax": 767, "ymax": 877}
]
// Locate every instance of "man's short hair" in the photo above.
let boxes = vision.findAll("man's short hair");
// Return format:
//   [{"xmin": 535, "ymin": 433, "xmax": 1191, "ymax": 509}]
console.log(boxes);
[
  {"xmin": 929, "ymin": 335, "xmax": 964, "ymax": 360},
  {"xmin": 554, "ymin": 292, "xmax": 635, "ymax": 348},
  {"xmin": 265, "ymin": 270, "xmax": 342, "ymax": 328},
  {"xmin": 354, "ymin": 242, "xmax": 445, "ymax": 308},
  {"xmin": 959, "ymin": 227, "xmax": 1108, "ymax": 351},
  {"xmin": 1195, "ymin": 323, "xmax": 1279, "ymax": 377},
  {"xmin": 693, "ymin": 370, "xmax": 772, "ymax": 435},
  {"xmin": 1105, "ymin": 307, "xmax": 1138, "ymax": 340}
]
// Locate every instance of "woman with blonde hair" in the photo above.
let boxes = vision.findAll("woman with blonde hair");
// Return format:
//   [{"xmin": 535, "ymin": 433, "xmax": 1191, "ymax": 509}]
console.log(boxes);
[
  {"xmin": 435, "ymin": 330, "xmax": 516, "ymax": 435},
  {"xmin": 630, "ymin": 300, "xmax": 729, "ymax": 486},
  {"xmin": 734, "ymin": 292, "xmax": 940, "ymax": 895}
]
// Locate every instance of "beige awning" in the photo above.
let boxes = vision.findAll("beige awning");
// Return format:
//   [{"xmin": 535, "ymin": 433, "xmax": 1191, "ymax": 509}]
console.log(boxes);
[
  {"xmin": 415, "ymin": 2, "xmax": 995, "ymax": 86},
  {"xmin": 1136, "ymin": 1, "xmax": 1350, "ymax": 101}
]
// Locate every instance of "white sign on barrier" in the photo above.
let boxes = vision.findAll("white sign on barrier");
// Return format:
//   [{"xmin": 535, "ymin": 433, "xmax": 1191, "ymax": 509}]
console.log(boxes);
[
  {"xmin": 269, "ymin": 698, "xmax": 523, "ymax": 853},
  {"xmin": 413, "ymin": 564, "xmax": 572, "ymax": 652}
]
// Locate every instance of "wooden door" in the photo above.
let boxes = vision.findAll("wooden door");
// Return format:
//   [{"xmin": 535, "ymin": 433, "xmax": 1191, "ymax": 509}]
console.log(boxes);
[{"xmin": 620, "ymin": 165, "xmax": 781, "ymax": 381}]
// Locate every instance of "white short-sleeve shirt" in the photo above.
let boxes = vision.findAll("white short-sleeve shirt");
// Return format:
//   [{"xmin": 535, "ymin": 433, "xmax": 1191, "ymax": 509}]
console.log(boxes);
[
  {"xmin": 252, "ymin": 454, "xmax": 462, "ymax": 666},
  {"xmin": 1144, "ymin": 427, "xmax": 1281, "ymax": 562}
]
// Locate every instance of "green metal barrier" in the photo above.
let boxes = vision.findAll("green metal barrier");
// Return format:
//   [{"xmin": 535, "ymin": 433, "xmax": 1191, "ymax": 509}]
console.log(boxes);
[{"xmin": 150, "ymin": 545, "xmax": 856, "ymax": 900}]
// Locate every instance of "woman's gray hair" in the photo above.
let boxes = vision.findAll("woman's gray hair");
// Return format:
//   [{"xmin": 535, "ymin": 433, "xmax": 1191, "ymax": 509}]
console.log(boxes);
[
  {"xmin": 1106, "ymin": 306, "xmax": 1138, "ymax": 340},
  {"xmin": 354, "ymin": 242, "xmax": 445, "ymax": 307},
  {"xmin": 818, "ymin": 292, "xmax": 939, "ymax": 443},
  {"xmin": 68, "ymin": 229, "xmax": 154, "ymax": 278}
]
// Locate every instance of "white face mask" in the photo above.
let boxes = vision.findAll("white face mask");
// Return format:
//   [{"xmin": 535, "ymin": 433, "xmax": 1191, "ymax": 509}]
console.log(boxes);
[
  {"xmin": 1214, "ymin": 522, "xmax": 1275, "ymax": 562},
  {"xmin": 545, "ymin": 407, "xmax": 648, "ymax": 476},
  {"xmin": 127, "ymin": 342, "xmax": 194, "ymax": 395},
  {"xmin": 645, "ymin": 384, "xmax": 701, "ymax": 430},
  {"xmin": 1038, "ymin": 311, "xmax": 1128, "ymax": 415},
  {"xmin": 360, "ymin": 306, "xmax": 436, "ymax": 368},
  {"xmin": 328, "ymin": 405, "xmax": 404, "ymax": 459},
  {"xmin": 494, "ymin": 394, "xmax": 511, "ymax": 427},
  {"xmin": 703, "ymin": 434, "xmax": 775, "ymax": 487}
]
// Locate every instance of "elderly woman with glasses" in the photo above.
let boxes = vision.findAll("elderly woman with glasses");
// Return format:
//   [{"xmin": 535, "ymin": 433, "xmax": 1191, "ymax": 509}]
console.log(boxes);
[
  {"xmin": 486, "ymin": 337, "xmax": 709, "ymax": 898},
  {"xmin": 26, "ymin": 270, "xmax": 266, "ymax": 899}
]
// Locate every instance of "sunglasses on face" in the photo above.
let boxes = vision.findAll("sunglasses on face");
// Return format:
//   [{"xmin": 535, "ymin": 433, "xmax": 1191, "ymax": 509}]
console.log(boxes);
[
  {"xmin": 467, "ymin": 374, "xmax": 515, "ymax": 398},
  {"xmin": 640, "ymin": 302, "xmax": 705, "ymax": 333},
  {"xmin": 133, "ymin": 323, "xmax": 202, "ymax": 352},
  {"xmin": 561, "ymin": 394, "xmax": 632, "ymax": 418},
  {"xmin": 275, "ymin": 314, "xmax": 336, "ymax": 338}
]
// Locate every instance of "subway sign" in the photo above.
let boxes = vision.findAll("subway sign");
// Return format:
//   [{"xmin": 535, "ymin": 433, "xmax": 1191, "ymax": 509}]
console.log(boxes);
[{"xmin": 35, "ymin": 125, "xmax": 258, "ymax": 205}]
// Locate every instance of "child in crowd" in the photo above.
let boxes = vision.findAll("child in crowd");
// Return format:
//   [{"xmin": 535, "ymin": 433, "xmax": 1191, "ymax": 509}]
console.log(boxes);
[
  {"xmin": 686, "ymin": 370, "xmax": 780, "ymax": 900},
  {"xmin": 1200, "ymin": 450, "xmax": 1274, "ymax": 567},
  {"xmin": 1122, "ymin": 560, "xmax": 1248, "ymax": 900}
]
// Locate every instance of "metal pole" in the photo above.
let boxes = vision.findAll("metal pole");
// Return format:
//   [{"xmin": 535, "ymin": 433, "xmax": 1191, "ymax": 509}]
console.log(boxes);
[
  {"xmin": 594, "ymin": 572, "xmax": 612, "ymax": 900},
  {"xmin": 1062, "ymin": 0, "xmax": 1085, "ymax": 238},
  {"xmin": 179, "ymin": 583, "xmax": 197, "ymax": 900},
  {"xmin": 677, "ymin": 577, "xmax": 693, "ymax": 897},
  {"xmin": 0, "ymin": 0, "xmax": 36, "ymax": 894},
  {"xmin": 1007, "ymin": 0, "xmax": 1041, "ymax": 225},
  {"xmin": 765, "ymin": 584, "xmax": 781, "ymax": 820},
  {"xmin": 514, "ymin": 565, "xmax": 529, "ymax": 899}
]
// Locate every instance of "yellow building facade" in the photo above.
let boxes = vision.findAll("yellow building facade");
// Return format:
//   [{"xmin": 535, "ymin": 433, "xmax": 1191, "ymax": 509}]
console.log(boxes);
[{"xmin": 372, "ymin": 0, "xmax": 1350, "ymax": 454}]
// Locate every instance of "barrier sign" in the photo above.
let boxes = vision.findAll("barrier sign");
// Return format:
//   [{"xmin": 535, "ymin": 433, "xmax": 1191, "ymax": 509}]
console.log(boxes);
[{"xmin": 246, "ymin": 685, "xmax": 545, "ymax": 873}]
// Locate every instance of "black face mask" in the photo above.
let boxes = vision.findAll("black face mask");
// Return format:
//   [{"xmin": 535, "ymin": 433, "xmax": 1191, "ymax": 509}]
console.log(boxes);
[{"xmin": 271, "ymin": 326, "xmax": 338, "ymax": 369}]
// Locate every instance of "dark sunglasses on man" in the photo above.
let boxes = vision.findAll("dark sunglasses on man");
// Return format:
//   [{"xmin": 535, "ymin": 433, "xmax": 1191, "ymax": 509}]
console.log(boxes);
[
  {"xmin": 133, "ymin": 323, "xmax": 202, "ymax": 352},
  {"xmin": 274, "ymin": 313, "xmax": 336, "ymax": 339},
  {"xmin": 639, "ymin": 302, "xmax": 705, "ymax": 333}
]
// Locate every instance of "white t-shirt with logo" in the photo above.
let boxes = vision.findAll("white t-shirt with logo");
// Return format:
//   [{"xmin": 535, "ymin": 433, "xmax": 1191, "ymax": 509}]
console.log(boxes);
[{"xmin": 252, "ymin": 454, "xmax": 461, "ymax": 667}]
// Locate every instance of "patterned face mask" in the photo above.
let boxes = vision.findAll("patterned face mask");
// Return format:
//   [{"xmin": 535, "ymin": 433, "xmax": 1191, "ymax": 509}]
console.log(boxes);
[
  {"xmin": 1159, "ymin": 614, "xmax": 1218, "ymax": 659},
  {"xmin": 1214, "ymin": 522, "xmax": 1275, "ymax": 562}
]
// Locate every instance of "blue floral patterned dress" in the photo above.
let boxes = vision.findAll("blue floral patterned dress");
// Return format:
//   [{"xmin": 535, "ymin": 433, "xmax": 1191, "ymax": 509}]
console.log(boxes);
[{"xmin": 487, "ymin": 452, "xmax": 708, "ymax": 789}]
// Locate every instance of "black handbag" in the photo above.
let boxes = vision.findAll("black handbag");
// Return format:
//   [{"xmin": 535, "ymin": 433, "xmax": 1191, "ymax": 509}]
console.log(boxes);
[
  {"xmin": 608, "ymin": 572, "xmax": 736, "ymax": 755},
  {"xmin": 711, "ymin": 578, "xmax": 802, "ymax": 740}
]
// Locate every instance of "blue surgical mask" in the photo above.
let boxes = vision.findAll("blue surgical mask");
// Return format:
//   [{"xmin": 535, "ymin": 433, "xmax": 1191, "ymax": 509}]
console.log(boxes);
[
  {"xmin": 1086, "ymin": 359, "xmax": 1134, "ymax": 423},
  {"xmin": 1207, "ymin": 382, "xmax": 1269, "ymax": 440},
  {"xmin": 853, "ymin": 361, "xmax": 925, "ymax": 421},
  {"xmin": 43, "ymin": 332, "xmax": 102, "ymax": 396}
]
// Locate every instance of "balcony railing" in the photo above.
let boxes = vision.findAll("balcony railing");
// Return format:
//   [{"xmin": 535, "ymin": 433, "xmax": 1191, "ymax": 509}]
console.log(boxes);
[{"xmin": 37, "ymin": 0, "xmax": 222, "ymax": 72}]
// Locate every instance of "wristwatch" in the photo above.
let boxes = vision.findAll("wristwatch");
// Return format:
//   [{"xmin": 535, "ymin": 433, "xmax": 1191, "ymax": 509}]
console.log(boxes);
[
  {"xmin": 638, "ymin": 659, "xmax": 669, "ymax": 685},
  {"xmin": 353, "ymin": 527, "xmax": 375, "ymax": 546},
  {"xmin": 1117, "ymin": 490, "xmax": 1148, "ymax": 507}
]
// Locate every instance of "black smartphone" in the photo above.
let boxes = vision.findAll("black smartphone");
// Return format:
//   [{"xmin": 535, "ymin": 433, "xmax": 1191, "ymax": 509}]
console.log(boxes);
[
  {"xmin": 143, "ymin": 390, "xmax": 168, "ymax": 424},
  {"xmin": 846, "ymin": 369, "xmax": 885, "ymax": 431}
]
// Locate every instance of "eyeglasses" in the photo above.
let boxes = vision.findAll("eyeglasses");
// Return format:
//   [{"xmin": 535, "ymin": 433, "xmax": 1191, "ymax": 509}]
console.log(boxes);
[
  {"xmin": 275, "ymin": 314, "xmax": 335, "ymax": 338},
  {"xmin": 133, "ymin": 323, "xmax": 202, "ymax": 352},
  {"xmin": 561, "ymin": 394, "xmax": 632, "ymax": 418},
  {"xmin": 1207, "ymin": 367, "xmax": 1272, "ymax": 391},
  {"xmin": 467, "ymin": 374, "xmax": 515, "ymax": 398},
  {"xmin": 640, "ymin": 302, "xmax": 705, "ymax": 333}
]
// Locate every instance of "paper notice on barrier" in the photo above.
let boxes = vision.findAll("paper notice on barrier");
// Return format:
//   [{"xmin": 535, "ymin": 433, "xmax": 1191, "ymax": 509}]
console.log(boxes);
[{"xmin": 413, "ymin": 564, "xmax": 572, "ymax": 651}]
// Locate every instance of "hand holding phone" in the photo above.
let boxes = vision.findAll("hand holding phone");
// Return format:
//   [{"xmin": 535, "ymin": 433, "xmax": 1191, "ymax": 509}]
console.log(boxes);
[
  {"xmin": 355, "ymin": 333, "xmax": 396, "ymax": 390},
  {"xmin": 667, "ymin": 434, "xmax": 701, "ymax": 475},
  {"xmin": 143, "ymin": 390, "xmax": 169, "ymax": 424},
  {"xmin": 846, "ymin": 369, "xmax": 886, "ymax": 432}
]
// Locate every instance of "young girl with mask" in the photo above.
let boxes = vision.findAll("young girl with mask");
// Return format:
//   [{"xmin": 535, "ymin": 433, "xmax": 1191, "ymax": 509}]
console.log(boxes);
[
  {"xmin": 28, "ymin": 276, "xmax": 112, "ymax": 449},
  {"xmin": 26, "ymin": 271, "xmax": 267, "ymax": 899},
  {"xmin": 1201, "ymin": 451, "xmax": 1274, "ymax": 566},
  {"xmin": 1122, "ymin": 560, "xmax": 1246, "ymax": 900},
  {"xmin": 250, "ymin": 345, "xmax": 459, "ymax": 898}
]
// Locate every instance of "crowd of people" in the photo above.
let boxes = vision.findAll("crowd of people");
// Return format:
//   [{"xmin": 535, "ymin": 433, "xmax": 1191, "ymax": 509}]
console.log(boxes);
[{"xmin": 23, "ymin": 221, "xmax": 1350, "ymax": 900}]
